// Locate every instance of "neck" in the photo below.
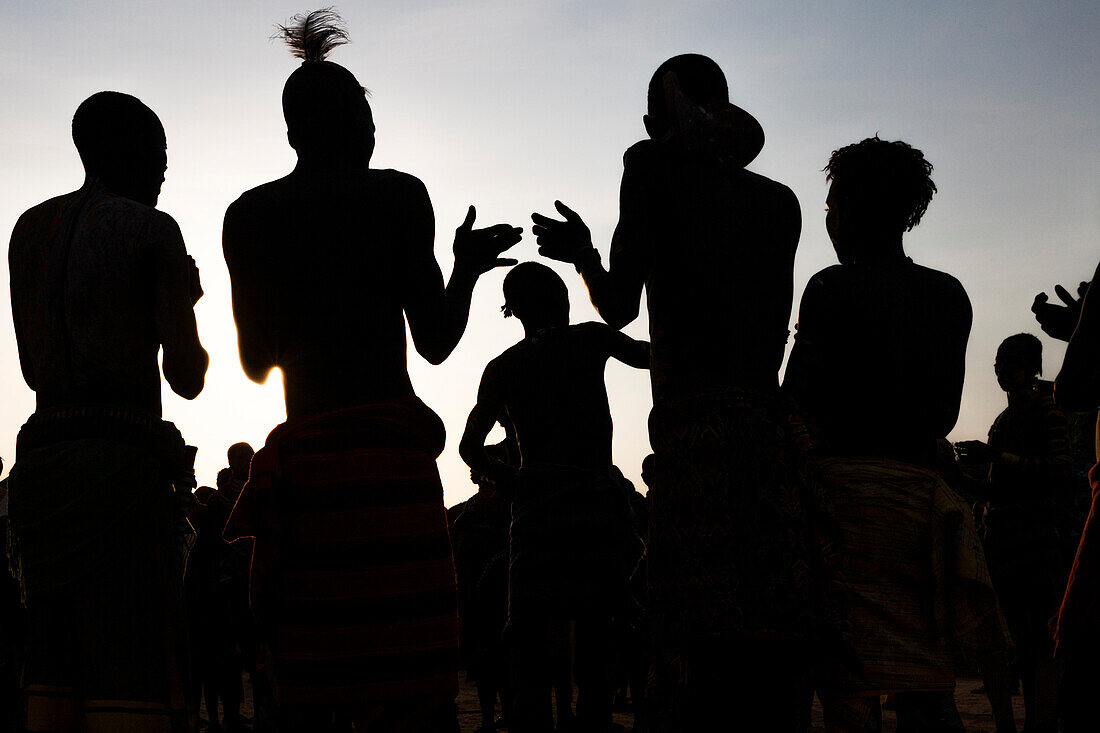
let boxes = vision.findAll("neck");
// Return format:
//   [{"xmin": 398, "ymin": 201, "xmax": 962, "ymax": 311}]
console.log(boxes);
[
  {"xmin": 294, "ymin": 149, "xmax": 369, "ymax": 172},
  {"xmin": 522, "ymin": 319, "xmax": 567, "ymax": 338},
  {"xmin": 1007, "ymin": 384, "xmax": 1036, "ymax": 405},
  {"xmin": 852, "ymin": 232, "xmax": 906, "ymax": 264}
]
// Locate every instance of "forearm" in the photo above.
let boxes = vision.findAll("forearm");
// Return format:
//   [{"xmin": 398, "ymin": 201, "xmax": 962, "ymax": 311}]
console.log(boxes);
[
  {"xmin": 423, "ymin": 265, "xmax": 479, "ymax": 365},
  {"xmin": 577, "ymin": 249, "xmax": 639, "ymax": 329}
]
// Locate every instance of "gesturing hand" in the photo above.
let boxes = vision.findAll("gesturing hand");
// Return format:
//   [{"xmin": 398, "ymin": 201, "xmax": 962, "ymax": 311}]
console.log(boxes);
[
  {"xmin": 453, "ymin": 205, "xmax": 522, "ymax": 277},
  {"xmin": 531, "ymin": 200, "xmax": 593, "ymax": 265},
  {"xmin": 1033, "ymin": 280, "xmax": 1089, "ymax": 342}
]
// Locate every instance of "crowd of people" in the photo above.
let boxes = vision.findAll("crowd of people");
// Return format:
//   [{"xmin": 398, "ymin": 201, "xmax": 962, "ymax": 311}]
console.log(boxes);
[{"xmin": 2, "ymin": 6, "xmax": 1100, "ymax": 733}]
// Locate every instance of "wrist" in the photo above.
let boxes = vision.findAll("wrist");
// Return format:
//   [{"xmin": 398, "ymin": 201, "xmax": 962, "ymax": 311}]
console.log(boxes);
[{"xmin": 573, "ymin": 246, "xmax": 600, "ymax": 273}]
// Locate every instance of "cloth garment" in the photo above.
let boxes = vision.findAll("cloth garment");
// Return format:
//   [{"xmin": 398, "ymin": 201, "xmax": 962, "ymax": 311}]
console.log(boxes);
[
  {"xmin": 816, "ymin": 457, "xmax": 1011, "ymax": 698},
  {"xmin": 224, "ymin": 397, "xmax": 459, "ymax": 705},
  {"xmin": 1054, "ymin": 462, "xmax": 1100, "ymax": 654},
  {"xmin": 7, "ymin": 409, "xmax": 194, "ymax": 733},
  {"xmin": 507, "ymin": 464, "xmax": 643, "ymax": 624}
]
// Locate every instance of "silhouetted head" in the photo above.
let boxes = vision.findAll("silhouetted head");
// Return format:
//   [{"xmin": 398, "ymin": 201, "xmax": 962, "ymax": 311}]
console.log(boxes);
[
  {"xmin": 641, "ymin": 454, "xmax": 656, "ymax": 488},
  {"xmin": 824, "ymin": 136, "xmax": 936, "ymax": 263},
  {"xmin": 227, "ymin": 442, "xmax": 255, "ymax": 480},
  {"xmin": 502, "ymin": 262, "xmax": 570, "ymax": 330},
  {"xmin": 72, "ymin": 92, "xmax": 166, "ymax": 206},
  {"xmin": 995, "ymin": 333, "xmax": 1042, "ymax": 393},
  {"xmin": 644, "ymin": 54, "xmax": 728, "ymax": 140},
  {"xmin": 278, "ymin": 9, "xmax": 375, "ymax": 165}
]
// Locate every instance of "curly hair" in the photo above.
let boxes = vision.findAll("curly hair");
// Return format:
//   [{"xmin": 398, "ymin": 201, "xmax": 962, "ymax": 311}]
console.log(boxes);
[{"xmin": 825, "ymin": 136, "xmax": 937, "ymax": 232}]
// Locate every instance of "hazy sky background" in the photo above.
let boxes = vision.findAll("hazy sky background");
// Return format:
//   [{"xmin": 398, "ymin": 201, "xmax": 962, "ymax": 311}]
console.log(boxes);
[{"xmin": 1, "ymin": 1, "xmax": 1098, "ymax": 505}]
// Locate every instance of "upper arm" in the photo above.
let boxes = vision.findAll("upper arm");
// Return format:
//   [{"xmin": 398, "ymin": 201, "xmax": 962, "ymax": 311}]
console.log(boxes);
[
  {"xmin": 223, "ymin": 202, "xmax": 275, "ymax": 384},
  {"xmin": 598, "ymin": 152, "xmax": 654, "ymax": 328},
  {"xmin": 932, "ymin": 280, "xmax": 972, "ymax": 434},
  {"xmin": 396, "ymin": 178, "xmax": 447, "ymax": 361},
  {"xmin": 150, "ymin": 213, "xmax": 206, "ymax": 398},
  {"xmin": 9, "ymin": 215, "xmax": 36, "ymax": 390},
  {"xmin": 783, "ymin": 272, "xmax": 830, "ymax": 402},
  {"xmin": 593, "ymin": 323, "xmax": 650, "ymax": 369},
  {"xmin": 459, "ymin": 361, "xmax": 507, "ymax": 461}
]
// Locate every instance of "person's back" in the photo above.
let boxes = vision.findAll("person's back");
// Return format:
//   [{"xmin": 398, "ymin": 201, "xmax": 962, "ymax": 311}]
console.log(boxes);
[
  {"xmin": 621, "ymin": 140, "xmax": 799, "ymax": 401},
  {"xmin": 225, "ymin": 166, "xmax": 432, "ymax": 417},
  {"xmin": 791, "ymin": 259, "xmax": 970, "ymax": 464},
  {"xmin": 11, "ymin": 189, "xmax": 193, "ymax": 415}
]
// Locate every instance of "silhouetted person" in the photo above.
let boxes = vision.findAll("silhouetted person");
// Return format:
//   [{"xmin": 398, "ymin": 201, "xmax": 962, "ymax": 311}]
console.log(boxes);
[
  {"xmin": 0, "ymin": 470, "xmax": 24, "ymax": 733},
  {"xmin": 784, "ymin": 137, "xmax": 1006, "ymax": 732},
  {"xmin": 532, "ymin": 55, "xmax": 830, "ymax": 732},
  {"xmin": 216, "ymin": 442, "xmax": 254, "ymax": 507},
  {"xmin": 459, "ymin": 262, "xmax": 648, "ymax": 733},
  {"xmin": 451, "ymin": 453, "xmax": 513, "ymax": 733},
  {"xmin": 1036, "ymin": 263, "xmax": 1100, "ymax": 732},
  {"xmin": 7, "ymin": 90, "xmax": 207, "ymax": 732},
  {"xmin": 220, "ymin": 10, "xmax": 520, "ymax": 733},
  {"xmin": 957, "ymin": 334, "xmax": 1069, "ymax": 733}
]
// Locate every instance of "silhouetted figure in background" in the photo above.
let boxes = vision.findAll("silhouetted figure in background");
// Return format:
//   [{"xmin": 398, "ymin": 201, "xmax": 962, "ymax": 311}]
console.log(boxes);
[
  {"xmin": 1035, "ymin": 264, "xmax": 1100, "ymax": 732},
  {"xmin": 7, "ymin": 90, "xmax": 206, "ymax": 732},
  {"xmin": 459, "ymin": 262, "xmax": 648, "ymax": 733},
  {"xmin": 451, "ymin": 450, "xmax": 514, "ymax": 733},
  {"xmin": 533, "ymin": 55, "xmax": 831, "ymax": 732},
  {"xmin": 957, "ymin": 334, "xmax": 1069, "ymax": 733},
  {"xmin": 221, "ymin": 10, "xmax": 520, "ymax": 733},
  {"xmin": 784, "ymin": 137, "xmax": 1007, "ymax": 732},
  {"xmin": 0, "ymin": 468, "xmax": 25, "ymax": 733},
  {"xmin": 216, "ymin": 442, "xmax": 254, "ymax": 506}
]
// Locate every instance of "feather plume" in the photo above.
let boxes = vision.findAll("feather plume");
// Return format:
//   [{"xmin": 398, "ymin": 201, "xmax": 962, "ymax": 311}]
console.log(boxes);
[{"xmin": 274, "ymin": 7, "xmax": 350, "ymax": 63}]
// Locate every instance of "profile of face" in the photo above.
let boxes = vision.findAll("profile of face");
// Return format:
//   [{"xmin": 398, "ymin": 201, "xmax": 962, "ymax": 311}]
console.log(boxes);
[
  {"xmin": 825, "ymin": 182, "xmax": 855, "ymax": 265},
  {"xmin": 118, "ymin": 136, "xmax": 168, "ymax": 207}
]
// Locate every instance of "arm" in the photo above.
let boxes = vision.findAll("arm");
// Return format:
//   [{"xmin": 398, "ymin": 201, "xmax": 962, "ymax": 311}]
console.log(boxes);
[
  {"xmin": 1056, "ymin": 260, "xmax": 1100, "ymax": 410},
  {"xmin": 782, "ymin": 274, "xmax": 829, "ymax": 413},
  {"xmin": 593, "ymin": 323, "xmax": 650, "ymax": 369},
  {"xmin": 402, "ymin": 179, "xmax": 521, "ymax": 364},
  {"xmin": 458, "ymin": 361, "xmax": 513, "ymax": 484},
  {"xmin": 988, "ymin": 396, "xmax": 1073, "ymax": 486},
  {"xmin": 532, "ymin": 150, "xmax": 653, "ymax": 329},
  {"xmin": 223, "ymin": 202, "xmax": 277, "ymax": 384},
  {"xmin": 932, "ymin": 284, "xmax": 973, "ymax": 437},
  {"xmin": 151, "ymin": 214, "xmax": 208, "ymax": 399},
  {"xmin": 9, "ymin": 217, "xmax": 36, "ymax": 390}
]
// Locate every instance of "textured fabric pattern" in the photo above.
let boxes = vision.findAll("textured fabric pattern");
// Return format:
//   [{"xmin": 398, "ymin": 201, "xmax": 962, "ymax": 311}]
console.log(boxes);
[
  {"xmin": 224, "ymin": 398, "xmax": 459, "ymax": 704},
  {"xmin": 8, "ymin": 424, "xmax": 193, "ymax": 732},
  {"xmin": 646, "ymin": 389, "xmax": 840, "ymax": 647},
  {"xmin": 817, "ymin": 457, "xmax": 1010, "ymax": 696},
  {"xmin": 1055, "ymin": 462, "xmax": 1100, "ymax": 655}
]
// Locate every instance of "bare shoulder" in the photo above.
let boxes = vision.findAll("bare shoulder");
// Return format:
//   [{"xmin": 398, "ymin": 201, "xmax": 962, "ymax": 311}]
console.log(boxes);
[
  {"xmin": 910, "ymin": 263, "xmax": 971, "ymax": 308},
  {"xmin": 736, "ymin": 168, "xmax": 799, "ymax": 213}
]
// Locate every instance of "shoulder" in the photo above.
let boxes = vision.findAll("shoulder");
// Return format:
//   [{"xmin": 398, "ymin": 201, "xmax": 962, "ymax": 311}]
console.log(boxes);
[
  {"xmin": 225, "ymin": 176, "xmax": 295, "ymax": 222},
  {"xmin": 737, "ymin": 168, "xmax": 798, "ymax": 206},
  {"xmin": 909, "ymin": 263, "xmax": 972, "ymax": 311}
]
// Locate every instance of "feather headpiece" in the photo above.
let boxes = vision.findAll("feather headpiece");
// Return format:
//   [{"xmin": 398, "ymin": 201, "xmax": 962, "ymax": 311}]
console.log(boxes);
[{"xmin": 275, "ymin": 7, "xmax": 350, "ymax": 63}]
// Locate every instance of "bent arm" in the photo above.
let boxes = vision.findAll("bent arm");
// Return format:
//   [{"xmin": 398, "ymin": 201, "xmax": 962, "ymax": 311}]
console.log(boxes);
[
  {"xmin": 459, "ymin": 363, "xmax": 508, "ymax": 481},
  {"xmin": 153, "ymin": 215, "xmax": 208, "ymax": 399},
  {"xmin": 596, "ymin": 324, "xmax": 650, "ymax": 369},
  {"xmin": 933, "ymin": 287, "xmax": 973, "ymax": 437},
  {"xmin": 1056, "ymin": 259, "xmax": 1100, "ymax": 410}
]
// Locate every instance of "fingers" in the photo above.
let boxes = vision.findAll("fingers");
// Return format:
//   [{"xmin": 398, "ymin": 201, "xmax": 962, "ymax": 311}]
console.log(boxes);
[
  {"xmin": 491, "ymin": 230, "xmax": 523, "ymax": 256},
  {"xmin": 457, "ymin": 205, "xmax": 476, "ymax": 232},
  {"xmin": 478, "ymin": 223, "xmax": 520, "ymax": 237},
  {"xmin": 491, "ymin": 258, "xmax": 519, "ymax": 269},
  {"xmin": 1055, "ymin": 283, "xmax": 1077, "ymax": 307},
  {"xmin": 531, "ymin": 212, "xmax": 563, "ymax": 228},
  {"xmin": 1031, "ymin": 292, "xmax": 1049, "ymax": 313},
  {"xmin": 554, "ymin": 200, "xmax": 581, "ymax": 223}
]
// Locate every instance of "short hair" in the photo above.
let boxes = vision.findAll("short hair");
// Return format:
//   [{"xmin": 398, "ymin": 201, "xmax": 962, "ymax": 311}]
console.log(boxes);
[
  {"xmin": 227, "ymin": 442, "xmax": 255, "ymax": 466},
  {"xmin": 502, "ymin": 262, "xmax": 569, "ymax": 323},
  {"xmin": 647, "ymin": 54, "xmax": 729, "ymax": 131},
  {"xmin": 71, "ymin": 92, "xmax": 164, "ymax": 173},
  {"xmin": 825, "ymin": 136, "xmax": 937, "ymax": 232},
  {"xmin": 996, "ymin": 333, "xmax": 1043, "ymax": 376}
]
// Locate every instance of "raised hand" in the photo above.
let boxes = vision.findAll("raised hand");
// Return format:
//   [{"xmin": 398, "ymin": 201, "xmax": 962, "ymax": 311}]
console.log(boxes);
[
  {"xmin": 453, "ymin": 205, "xmax": 522, "ymax": 276},
  {"xmin": 1032, "ymin": 280, "xmax": 1089, "ymax": 341},
  {"xmin": 954, "ymin": 439, "xmax": 995, "ymax": 465},
  {"xmin": 531, "ymin": 200, "xmax": 593, "ymax": 264}
]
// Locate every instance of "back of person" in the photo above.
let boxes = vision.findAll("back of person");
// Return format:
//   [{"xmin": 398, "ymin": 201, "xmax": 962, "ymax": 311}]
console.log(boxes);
[
  {"xmin": 495, "ymin": 323, "xmax": 616, "ymax": 468},
  {"xmin": 627, "ymin": 141, "xmax": 799, "ymax": 402},
  {"xmin": 225, "ymin": 167, "xmax": 427, "ymax": 415},
  {"xmin": 11, "ymin": 189, "xmax": 171, "ymax": 415},
  {"xmin": 800, "ymin": 260, "xmax": 969, "ymax": 464}
]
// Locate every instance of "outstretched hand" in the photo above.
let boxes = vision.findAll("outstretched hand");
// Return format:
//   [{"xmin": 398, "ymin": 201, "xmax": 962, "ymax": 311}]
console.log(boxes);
[
  {"xmin": 453, "ymin": 205, "xmax": 522, "ymax": 277},
  {"xmin": 1033, "ymin": 281, "xmax": 1089, "ymax": 342},
  {"xmin": 531, "ymin": 201, "xmax": 593, "ymax": 264},
  {"xmin": 954, "ymin": 440, "xmax": 995, "ymax": 465}
]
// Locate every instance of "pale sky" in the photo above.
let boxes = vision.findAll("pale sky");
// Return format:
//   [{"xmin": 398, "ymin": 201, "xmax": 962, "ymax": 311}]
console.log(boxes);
[{"xmin": 1, "ymin": 1, "xmax": 1098, "ymax": 505}]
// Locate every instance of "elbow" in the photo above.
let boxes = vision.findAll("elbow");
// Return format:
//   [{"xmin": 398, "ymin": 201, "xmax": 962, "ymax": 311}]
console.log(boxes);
[
  {"xmin": 166, "ymin": 348, "xmax": 208, "ymax": 400},
  {"xmin": 601, "ymin": 306, "xmax": 639, "ymax": 331}
]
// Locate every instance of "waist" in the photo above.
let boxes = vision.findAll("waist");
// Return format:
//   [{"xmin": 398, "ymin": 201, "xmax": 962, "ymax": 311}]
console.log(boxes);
[{"xmin": 17, "ymin": 407, "xmax": 187, "ymax": 471}]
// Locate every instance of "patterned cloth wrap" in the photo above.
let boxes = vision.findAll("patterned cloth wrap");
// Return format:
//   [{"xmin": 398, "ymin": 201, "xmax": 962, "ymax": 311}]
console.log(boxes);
[
  {"xmin": 646, "ymin": 388, "xmax": 843, "ymax": 648},
  {"xmin": 507, "ymin": 464, "xmax": 644, "ymax": 624},
  {"xmin": 1055, "ymin": 462, "xmax": 1100, "ymax": 656},
  {"xmin": 224, "ymin": 397, "xmax": 459, "ymax": 705},
  {"xmin": 816, "ymin": 456, "xmax": 1012, "ymax": 698},
  {"xmin": 8, "ymin": 408, "xmax": 194, "ymax": 733}
]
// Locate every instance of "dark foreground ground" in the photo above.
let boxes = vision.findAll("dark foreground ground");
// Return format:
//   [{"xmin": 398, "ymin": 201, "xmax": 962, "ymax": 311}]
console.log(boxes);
[{"xmin": 206, "ymin": 676, "xmax": 1026, "ymax": 731}]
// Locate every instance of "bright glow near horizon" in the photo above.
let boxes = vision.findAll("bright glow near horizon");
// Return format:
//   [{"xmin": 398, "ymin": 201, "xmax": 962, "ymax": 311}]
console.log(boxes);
[{"xmin": 1, "ymin": 1, "xmax": 1098, "ymax": 505}]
